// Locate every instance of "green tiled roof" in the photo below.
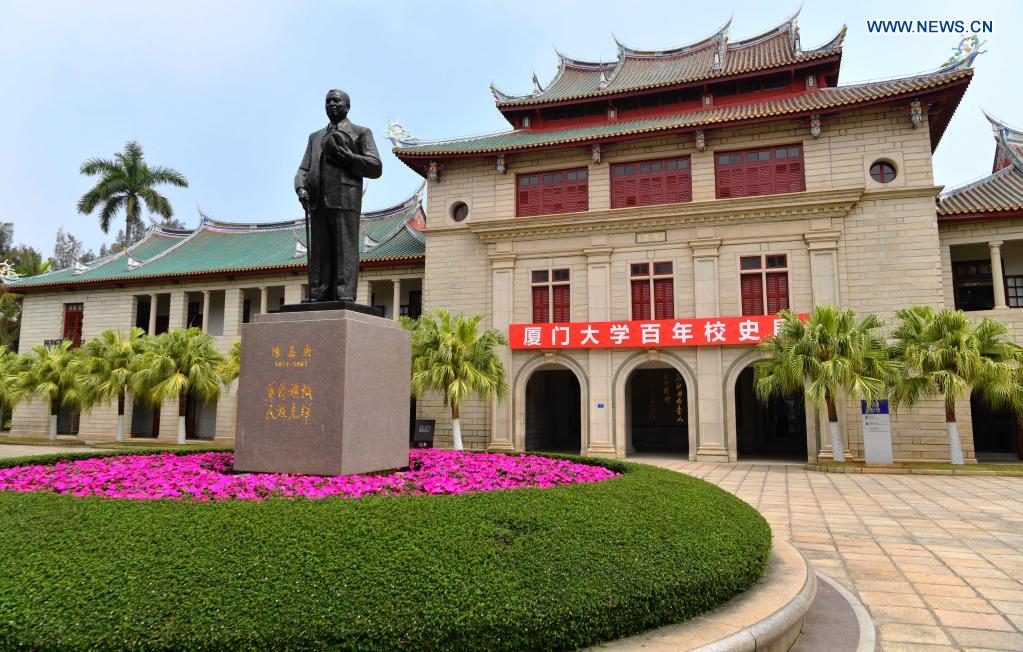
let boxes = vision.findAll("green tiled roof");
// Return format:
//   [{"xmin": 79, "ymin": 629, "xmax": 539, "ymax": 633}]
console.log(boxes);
[
  {"xmin": 397, "ymin": 69, "xmax": 973, "ymax": 158},
  {"xmin": 939, "ymin": 113, "xmax": 1023, "ymax": 217},
  {"xmin": 491, "ymin": 13, "xmax": 845, "ymax": 107},
  {"xmin": 12, "ymin": 185, "xmax": 425, "ymax": 290}
]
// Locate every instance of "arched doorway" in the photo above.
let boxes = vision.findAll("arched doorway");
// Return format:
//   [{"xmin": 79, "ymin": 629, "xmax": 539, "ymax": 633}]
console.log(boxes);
[
  {"xmin": 525, "ymin": 369, "xmax": 581, "ymax": 453},
  {"xmin": 626, "ymin": 367, "xmax": 688, "ymax": 454},
  {"xmin": 971, "ymin": 391, "xmax": 1022, "ymax": 460},
  {"xmin": 735, "ymin": 366, "xmax": 807, "ymax": 460}
]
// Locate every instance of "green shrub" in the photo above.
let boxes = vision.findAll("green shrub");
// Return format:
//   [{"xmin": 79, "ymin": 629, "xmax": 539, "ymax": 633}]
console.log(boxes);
[{"xmin": 0, "ymin": 453, "xmax": 770, "ymax": 650}]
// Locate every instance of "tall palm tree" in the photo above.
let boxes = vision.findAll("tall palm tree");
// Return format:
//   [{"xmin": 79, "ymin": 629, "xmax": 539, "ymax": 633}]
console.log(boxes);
[
  {"xmin": 77, "ymin": 141, "xmax": 188, "ymax": 245},
  {"xmin": 15, "ymin": 341, "xmax": 92, "ymax": 440},
  {"xmin": 755, "ymin": 306, "xmax": 894, "ymax": 463},
  {"xmin": 401, "ymin": 310, "xmax": 508, "ymax": 451},
  {"xmin": 132, "ymin": 328, "xmax": 224, "ymax": 445},
  {"xmin": 80, "ymin": 328, "xmax": 149, "ymax": 442},
  {"xmin": 889, "ymin": 306, "xmax": 1023, "ymax": 465}
]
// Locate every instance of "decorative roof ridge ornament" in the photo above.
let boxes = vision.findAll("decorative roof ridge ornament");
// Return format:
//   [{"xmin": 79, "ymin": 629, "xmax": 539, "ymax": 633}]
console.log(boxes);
[
  {"xmin": 294, "ymin": 236, "xmax": 308, "ymax": 259},
  {"xmin": 531, "ymin": 72, "xmax": 543, "ymax": 96},
  {"xmin": 0, "ymin": 260, "xmax": 21, "ymax": 284},
  {"xmin": 806, "ymin": 24, "xmax": 847, "ymax": 52},
  {"xmin": 598, "ymin": 66, "xmax": 610, "ymax": 90},
  {"xmin": 614, "ymin": 15, "xmax": 732, "ymax": 57},
  {"xmin": 125, "ymin": 254, "xmax": 143, "ymax": 271},
  {"xmin": 939, "ymin": 34, "xmax": 987, "ymax": 72},
  {"xmin": 789, "ymin": 5, "xmax": 802, "ymax": 53},
  {"xmin": 386, "ymin": 120, "xmax": 421, "ymax": 148},
  {"xmin": 982, "ymin": 109, "xmax": 1023, "ymax": 145},
  {"xmin": 71, "ymin": 259, "xmax": 91, "ymax": 276}
]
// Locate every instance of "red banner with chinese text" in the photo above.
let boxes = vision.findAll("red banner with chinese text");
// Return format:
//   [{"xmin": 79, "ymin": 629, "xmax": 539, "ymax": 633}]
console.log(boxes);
[{"xmin": 509, "ymin": 315, "xmax": 803, "ymax": 350}]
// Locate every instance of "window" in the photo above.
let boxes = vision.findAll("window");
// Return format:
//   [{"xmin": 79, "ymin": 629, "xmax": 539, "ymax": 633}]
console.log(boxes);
[
  {"xmin": 611, "ymin": 157, "xmax": 692, "ymax": 209},
  {"xmin": 715, "ymin": 145, "xmax": 805, "ymax": 199},
  {"xmin": 451, "ymin": 202, "xmax": 469, "ymax": 222},
  {"xmin": 1008, "ymin": 276, "xmax": 1023, "ymax": 308},
  {"xmin": 952, "ymin": 260, "xmax": 994, "ymax": 311},
  {"xmin": 516, "ymin": 168, "xmax": 588, "ymax": 217},
  {"xmin": 739, "ymin": 255, "xmax": 789, "ymax": 316},
  {"xmin": 630, "ymin": 261, "xmax": 674, "ymax": 320},
  {"xmin": 869, "ymin": 160, "xmax": 897, "ymax": 184},
  {"xmin": 62, "ymin": 303, "xmax": 84, "ymax": 348},
  {"xmin": 531, "ymin": 268, "xmax": 570, "ymax": 323}
]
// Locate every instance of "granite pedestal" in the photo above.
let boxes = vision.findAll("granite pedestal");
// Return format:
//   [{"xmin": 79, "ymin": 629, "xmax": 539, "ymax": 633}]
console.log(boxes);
[{"xmin": 233, "ymin": 308, "xmax": 411, "ymax": 476}]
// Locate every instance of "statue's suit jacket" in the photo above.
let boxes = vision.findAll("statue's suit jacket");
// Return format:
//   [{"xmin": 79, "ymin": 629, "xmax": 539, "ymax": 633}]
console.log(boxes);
[{"xmin": 295, "ymin": 118, "xmax": 383, "ymax": 211}]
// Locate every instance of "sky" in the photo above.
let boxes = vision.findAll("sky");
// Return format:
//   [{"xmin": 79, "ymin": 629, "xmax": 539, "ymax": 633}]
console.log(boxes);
[{"xmin": 0, "ymin": 0, "xmax": 1020, "ymax": 259}]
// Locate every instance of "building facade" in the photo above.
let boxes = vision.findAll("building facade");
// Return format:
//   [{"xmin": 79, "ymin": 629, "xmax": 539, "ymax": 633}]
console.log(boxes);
[
  {"xmin": 11, "ymin": 13, "xmax": 1022, "ymax": 464},
  {"xmin": 9, "ymin": 188, "xmax": 426, "ymax": 444},
  {"xmin": 393, "ymin": 13, "xmax": 996, "ymax": 463}
]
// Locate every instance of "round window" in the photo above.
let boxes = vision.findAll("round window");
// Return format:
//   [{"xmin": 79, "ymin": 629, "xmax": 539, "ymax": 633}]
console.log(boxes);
[
  {"xmin": 870, "ymin": 160, "xmax": 897, "ymax": 184},
  {"xmin": 451, "ymin": 202, "xmax": 469, "ymax": 222}
]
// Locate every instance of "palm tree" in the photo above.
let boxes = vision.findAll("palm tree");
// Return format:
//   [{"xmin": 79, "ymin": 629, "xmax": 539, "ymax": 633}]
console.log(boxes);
[
  {"xmin": 77, "ymin": 141, "xmax": 188, "ymax": 245},
  {"xmin": 401, "ymin": 310, "xmax": 508, "ymax": 451},
  {"xmin": 889, "ymin": 306, "xmax": 1023, "ymax": 465},
  {"xmin": 755, "ymin": 306, "xmax": 894, "ymax": 463},
  {"xmin": 0, "ymin": 344, "xmax": 24, "ymax": 430},
  {"xmin": 80, "ymin": 328, "xmax": 148, "ymax": 442},
  {"xmin": 218, "ymin": 340, "xmax": 241, "ymax": 385},
  {"xmin": 15, "ymin": 341, "xmax": 92, "ymax": 440},
  {"xmin": 132, "ymin": 328, "xmax": 224, "ymax": 445}
]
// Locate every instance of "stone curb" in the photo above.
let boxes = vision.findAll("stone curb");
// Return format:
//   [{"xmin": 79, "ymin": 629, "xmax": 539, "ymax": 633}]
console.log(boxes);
[
  {"xmin": 593, "ymin": 538, "xmax": 815, "ymax": 651},
  {"xmin": 806, "ymin": 463, "xmax": 1023, "ymax": 477}
]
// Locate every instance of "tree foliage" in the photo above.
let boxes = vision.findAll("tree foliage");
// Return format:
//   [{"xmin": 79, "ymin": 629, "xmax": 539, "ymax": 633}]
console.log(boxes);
[
  {"xmin": 77, "ymin": 141, "xmax": 188, "ymax": 246},
  {"xmin": 131, "ymin": 328, "xmax": 225, "ymax": 415}
]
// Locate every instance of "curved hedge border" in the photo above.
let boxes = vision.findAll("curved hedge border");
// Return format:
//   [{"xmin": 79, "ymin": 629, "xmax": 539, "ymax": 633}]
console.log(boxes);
[{"xmin": 0, "ymin": 451, "xmax": 770, "ymax": 650}]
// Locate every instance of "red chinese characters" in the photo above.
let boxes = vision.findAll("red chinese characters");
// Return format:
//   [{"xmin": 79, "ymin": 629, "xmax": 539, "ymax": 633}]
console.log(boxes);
[{"xmin": 509, "ymin": 315, "xmax": 803, "ymax": 350}]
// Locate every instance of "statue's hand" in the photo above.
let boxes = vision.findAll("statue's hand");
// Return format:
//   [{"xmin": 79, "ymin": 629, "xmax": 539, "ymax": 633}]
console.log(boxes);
[
  {"xmin": 297, "ymin": 188, "xmax": 309, "ymax": 208},
  {"xmin": 330, "ymin": 142, "xmax": 354, "ymax": 164}
]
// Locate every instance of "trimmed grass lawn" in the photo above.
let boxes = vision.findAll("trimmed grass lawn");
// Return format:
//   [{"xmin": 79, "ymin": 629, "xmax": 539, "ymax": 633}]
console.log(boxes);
[{"xmin": 0, "ymin": 450, "xmax": 771, "ymax": 650}]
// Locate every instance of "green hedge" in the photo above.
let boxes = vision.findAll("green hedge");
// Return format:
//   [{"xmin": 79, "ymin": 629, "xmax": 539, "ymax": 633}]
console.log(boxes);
[{"xmin": 0, "ymin": 452, "xmax": 771, "ymax": 650}]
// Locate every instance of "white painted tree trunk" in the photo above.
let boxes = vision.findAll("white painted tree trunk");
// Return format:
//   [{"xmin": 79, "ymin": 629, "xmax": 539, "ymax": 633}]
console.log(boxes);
[
  {"xmin": 48, "ymin": 414, "xmax": 57, "ymax": 440},
  {"xmin": 116, "ymin": 414, "xmax": 125, "ymax": 443},
  {"xmin": 946, "ymin": 421, "xmax": 965, "ymax": 465},
  {"xmin": 828, "ymin": 420, "xmax": 845, "ymax": 463},
  {"xmin": 177, "ymin": 416, "xmax": 187, "ymax": 445},
  {"xmin": 451, "ymin": 418, "xmax": 463, "ymax": 451}
]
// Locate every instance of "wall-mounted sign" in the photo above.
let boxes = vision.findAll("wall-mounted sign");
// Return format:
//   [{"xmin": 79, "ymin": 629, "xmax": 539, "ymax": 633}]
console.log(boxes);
[
  {"xmin": 636, "ymin": 231, "xmax": 666, "ymax": 244},
  {"xmin": 509, "ymin": 314, "xmax": 803, "ymax": 350}
]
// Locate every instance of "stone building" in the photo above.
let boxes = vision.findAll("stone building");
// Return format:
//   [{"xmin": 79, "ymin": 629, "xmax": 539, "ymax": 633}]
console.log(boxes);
[
  {"xmin": 937, "ymin": 113, "xmax": 1023, "ymax": 460},
  {"xmin": 393, "ymin": 13, "xmax": 990, "ymax": 463},
  {"xmin": 9, "ymin": 187, "xmax": 426, "ymax": 443}
]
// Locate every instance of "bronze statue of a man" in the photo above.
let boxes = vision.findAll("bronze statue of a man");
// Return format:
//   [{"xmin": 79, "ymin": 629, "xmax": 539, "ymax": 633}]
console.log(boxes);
[{"xmin": 295, "ymin": 89, "xmax": 383, "ymax": 303}]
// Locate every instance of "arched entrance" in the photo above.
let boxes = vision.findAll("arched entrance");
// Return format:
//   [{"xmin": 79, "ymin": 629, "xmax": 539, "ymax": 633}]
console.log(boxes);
[
  {"xmin": 971, "ymin": 391, "xmax": 1022, "ymax": 460},
  {"xmin": 525, "ymin": 369, "xmax": 581, "ymax": 453},
  {"xmin": 734, "ymin": 366, "xmax": 807, "ymax": 460},
  {"xmin": 626, "ymin": 367, "xmax": 688, "ymax": 454}
]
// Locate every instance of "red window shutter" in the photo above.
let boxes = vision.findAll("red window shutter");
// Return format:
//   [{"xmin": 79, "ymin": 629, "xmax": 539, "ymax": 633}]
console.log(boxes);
[
  {"xmin": 653, "ymin": 278, "xmax": 674, "ymax": 319},
  {"xmin": 766, "ymin": 272, "xmax": 789, "ymax": 314},
  {"xmin": 612, "ymin": 178, "xmax": 627, "ymax": 209},
  {"xmin": 531, "ymin": 286, "xmax": 550, "ymax": 323},
  {"xmin": 740, "ymin": 274, "xmax": 764, "ymax": 316},
  {"xmin": 552, "ymin": 285, "xmax": 571, "ymax": 322},
  {"xmin": 631, "ymin": 280, "xmax": 651, "ymax": 320},
  {"xmin": 63, "ymin": 304, "xmax": 84, "ymax": 348}
]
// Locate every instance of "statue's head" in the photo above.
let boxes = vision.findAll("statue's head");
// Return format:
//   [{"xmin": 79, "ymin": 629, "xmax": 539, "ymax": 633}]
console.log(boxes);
[{"xmin": 325, "ymin": 89, "xmax": 350, "ymax": 124}]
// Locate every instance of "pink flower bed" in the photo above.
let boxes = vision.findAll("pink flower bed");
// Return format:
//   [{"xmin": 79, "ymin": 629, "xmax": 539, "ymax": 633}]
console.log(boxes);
[{"xmin": 0, "ymin": 449, "xmax": 617, "ymax": 502}]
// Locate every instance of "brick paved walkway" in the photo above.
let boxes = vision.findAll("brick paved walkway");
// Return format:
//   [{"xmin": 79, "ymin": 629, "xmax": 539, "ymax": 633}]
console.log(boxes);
[{"xmin": 631, "ymin": 456, "xmax": 1023, "ymax": 651}]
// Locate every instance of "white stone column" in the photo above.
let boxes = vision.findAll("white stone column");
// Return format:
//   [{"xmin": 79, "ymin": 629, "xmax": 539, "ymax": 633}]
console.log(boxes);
[
  {"xmin": 990, "ymin": 240, "xmax": 1007, "ymax": 309},
  {"xmin": 284, "ymin": 284, "xmax": 303, "ymax": 305},
  {"xmin": 223, "ymin": 289, "xmax": 244, "ymax": 340},
  {"xmin": 259, "ymin": 286, "xmax": 268, "ymax": 315},
  {"xmin": 357, "ymin": 277, "xmax": 371, "ymax": 306},
  {"xmin": 148, "ymin": 293, "xmax": 158, "ymax": 335},
  {"xmin": 169, "ymin": 292, "xmax": 187, "ymax": 330},
  {"xmin": 488, "ymin": 252, "xmax": 517, "ymax": 452},
  {"xmin": 584, "ymin": 246, "xmax": 616, "ymax": 457},
  {"xmin": 392, "ymin": 279, "xmax": 402, "ymax": 320},
  {"xmin": 690, "ymin": 238, "xmax": 728, "ymax": 462},
  {"xmin": 201, "ymin": 290, "xmax": 211, "ymax": 332}
]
